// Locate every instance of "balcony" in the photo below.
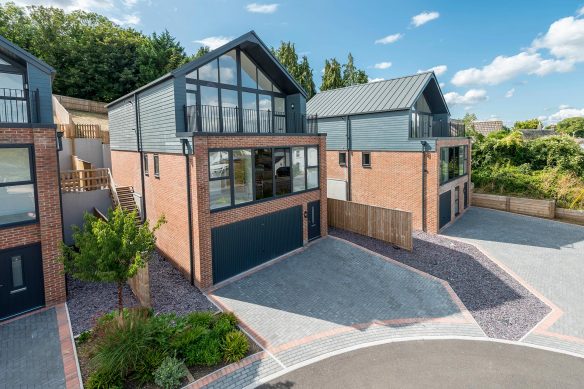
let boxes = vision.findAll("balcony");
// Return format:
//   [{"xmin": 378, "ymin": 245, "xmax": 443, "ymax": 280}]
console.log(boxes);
[
  {"xmin": 0, "ymin": 88, "xmax": 40, "ymax": 124},
  {"xmin": 184, "ymin": 104, "xmax": 318, "ymax": 135},
  {"xmin": 410, "ymin": 113, "xmax": 465, "ymax": 138}
]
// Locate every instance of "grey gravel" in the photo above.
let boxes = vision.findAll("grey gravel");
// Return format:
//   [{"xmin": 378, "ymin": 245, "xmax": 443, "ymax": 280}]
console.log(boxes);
[
  {"xmin": 67, "ymin": 252, "xmax": 216, "ymax": 335},
  {"xmin": 330, "ymin": 228, "xmax": 550, "ymax": 341}
]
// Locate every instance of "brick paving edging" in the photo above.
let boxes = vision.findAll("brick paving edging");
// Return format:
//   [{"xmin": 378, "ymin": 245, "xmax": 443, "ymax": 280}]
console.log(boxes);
[{"xmin": 55, "ymin": 304, "xmax": 83, "ymax": 389}]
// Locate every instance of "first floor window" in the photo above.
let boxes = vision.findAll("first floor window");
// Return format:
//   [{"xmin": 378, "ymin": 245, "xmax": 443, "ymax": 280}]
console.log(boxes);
[
  {"xmin": 274, "ymin": 148, "xmax": 291, "ymax": 195},
  {"xmin": 0, "ymin": 146, "xmax": 37, "ymax": 227},
  {"xmin": 153, "ymin": 154, "xmax": 160, "ymax": 177},
  {"xmin": 143, "ymin": 154, "xmax": 149, "ymax": 175},
  {"xmin": 209, "ymin": 150, "xmax": 231, "ymax": 209},
  {"xmin": 440, "ymin": 146, "xmax": 468, "ymax": 184},
  {"xmin": 339, "ymin": 152, "xmax": 347, "ymax": 166},
  {"xmin": 362, "ymin": 152, "xmax": 371, "ymax": 167},
  {"xmin": 233, "ymin": 149, "xmax": 253, "ymax": 204},
  {"xmin": 255, "ymin": 148, "xmax": 274, "ymax": 199},
  {"xmin": 306, "ymin": 146, "xmax": 319, "ymax": 189},
  {"xmin": 292, "ymin": 147, "xmax": 306, "ymax": 192}
]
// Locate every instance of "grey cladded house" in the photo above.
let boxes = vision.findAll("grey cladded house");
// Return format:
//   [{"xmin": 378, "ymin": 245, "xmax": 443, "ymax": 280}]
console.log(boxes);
[
  {"xmin": 0, "ymin": 34, "xmax": 66, "ymax": 320},
  {"xmin": 307, "ymin": 72, "xmax": 471, "ymax": 233},
  {"xmin": 107, "ymin": 31, "xmax": 327, "ymax": 288}
]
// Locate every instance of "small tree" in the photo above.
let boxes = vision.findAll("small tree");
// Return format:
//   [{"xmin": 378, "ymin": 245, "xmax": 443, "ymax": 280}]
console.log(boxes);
[
  {"xmin": 513, "ymin": 118, "xmax": 541, "ymax": 130},
  {"xmin": 61, "ymin": 208, "xmax": 165, "ymax": 315},
  {"xmin": 556, "ymin": 117, "xmax": 584, "ymax": 137}
]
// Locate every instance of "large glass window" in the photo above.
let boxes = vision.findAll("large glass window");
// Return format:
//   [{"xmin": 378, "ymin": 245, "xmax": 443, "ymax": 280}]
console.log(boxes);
[
  {"xmin": 218, "ymin": 50, "xmax": 237, "ymax": 85},
  {"xmin": 274, "ymin": 148, "xmax": 291, "ymax": 195},
  {"xmin": 440, "ymin": 146, "xmax": 468, "ymax": 184},
  {"xmin": 240, "ymin": 52, "xmax": 257, "ymax": 89},
  {"xmin": 274, "ymin": 97, "xmax": 286, "ymax": 133},
  {"xmin": 200, "ymin": 86, "xmax": 219, "ymax": 132},
  {"xmin": 198, "ymin": 59, "xmax": 218, "ymax": 83},
  {"xmin": 209, "ymin": 150, "xmax": 231, "ymax": 209},
  {"xmin": 221, "ymin": 89, "xmax": 239, "ymax": 132},
  {"xmin": 306, "ymin": 146, "xmax": 319, "ymax": 189},
  {"xmin": 255, "ymin": 149, "xmax": 273, "ymax": 199},
  {"xmin": 242, "ymin": 92, "xmax": 257, "ymax": 132},
  {"xmin": 233, "ymin": 149, "xmax": 253, "ymax": 204},
  {"xmin": 258, "ymin": 95, "xmax": 272, "ymax": 133},
  {"xmin": 0, "ymin": 146, "xmax": 36, "ymax": 226},
  {"xmin": 292, "ymin": 147, "xmax": 306, "ymax": 192},
  {"xmin": 258, "ymin": 69, "xmax": 272, "ymax": 91}
]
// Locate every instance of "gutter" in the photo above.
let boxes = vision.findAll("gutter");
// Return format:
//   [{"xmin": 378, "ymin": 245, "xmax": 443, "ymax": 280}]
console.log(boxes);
[
  {"xmin": 346, "ymin": 115, "xmax": 352, "ymax": 201},
  {"xmin": 420, "ymin": 140, "xmax": 429, "ymax": 232},
  {"xmin": 182, "ymin": 138, "xmax": 196, "ymax": 286},
  {"xmin": 56, "ymin": 130, "xmax": 67, "ymax": 294}
]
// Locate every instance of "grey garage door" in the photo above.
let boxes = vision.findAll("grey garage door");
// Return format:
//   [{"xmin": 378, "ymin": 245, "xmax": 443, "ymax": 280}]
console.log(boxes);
[
  {"xmin": 211, "ymin": 206, "xmax": 303, "ymax": 284},
  {"xmin": 439, "ymin": 191, "xmax": 452, "ymax": 229}
]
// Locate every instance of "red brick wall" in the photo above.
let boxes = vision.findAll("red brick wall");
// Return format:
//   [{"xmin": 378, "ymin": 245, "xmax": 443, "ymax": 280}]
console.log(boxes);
[
  {"xmin": 0, "ymin": 127, "xmax": 65, "ymax": 306},
  {"xmin": 111, "ymin": 150, "xmax": 142, "ymax": 191}
]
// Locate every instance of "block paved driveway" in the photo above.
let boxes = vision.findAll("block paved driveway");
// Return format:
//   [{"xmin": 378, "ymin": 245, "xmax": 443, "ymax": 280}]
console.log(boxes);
[
  {"xmin": 443, "ymin": 207, "xmax": 584, "ymax": 356},
  {"xmin": 202, "ymin": 237, "xmax": 484, "ymax": 388}
]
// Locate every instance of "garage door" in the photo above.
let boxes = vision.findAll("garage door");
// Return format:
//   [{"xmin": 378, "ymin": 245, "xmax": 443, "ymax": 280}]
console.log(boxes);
[
  {"xmin": 211, "ymin": 206, "xmax": 303, "ymax": 284},
  {"xmin": 439, "ymin": 191, "xmax": 452, "ymax": 229}
]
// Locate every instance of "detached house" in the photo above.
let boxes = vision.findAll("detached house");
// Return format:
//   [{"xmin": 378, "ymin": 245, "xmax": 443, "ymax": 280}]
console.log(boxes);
[
  {"xmin": 308, "ymin": 72, "xmax": 470, "ymax": 233},
  {"xmin": 0, "ymin": 35, "xmax": 65, "ymax": 320},
  {"xmin": 108, "ymin": 31, "xmax": 326, "ymax": 288}
]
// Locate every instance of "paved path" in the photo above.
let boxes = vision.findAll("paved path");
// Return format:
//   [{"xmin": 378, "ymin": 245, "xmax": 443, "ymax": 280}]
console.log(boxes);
[
  {"xmin": 260, "ymin": 339, "xmax": 584, "ymax": 389},
  {"xmin": 443, "ymin": 207, "xmax": 584, "ymax": 356},
  {"xmin": 0, "ymin": 305, "xmax": 81, "ymax": 389},
  {"xmin": 192, "ymin": 237, "xmax": 484, "ymax": 388}
]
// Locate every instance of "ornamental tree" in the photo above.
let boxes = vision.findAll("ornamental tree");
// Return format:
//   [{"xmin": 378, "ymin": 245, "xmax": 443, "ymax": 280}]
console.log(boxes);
[{"xmin": 60, "ymin": 208, "xmax": 165, "ymax": 315}]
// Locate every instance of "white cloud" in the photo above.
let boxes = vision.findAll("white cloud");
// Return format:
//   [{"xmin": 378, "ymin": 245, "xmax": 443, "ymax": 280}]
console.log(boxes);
[
  {"xmin": 544, "ymin": 107, "xmax": 584, "ymax": 123},
  {"xmin": 110, "ymin": 13, "xmax": 140, "ymax": 25},
  {"xmin": 532, "ymin": 16, "xmax": 584, "ymax": 62},
  {"xmin": 368, "ymin": 77, "xmax": 385, "ymax": 83},
  {"xmin": 439, "ymin": 82, "xmax": 445, "ymax": 88},
  {"xmin": 9, "ymin": 0, "xmax": 115, "ymax": 11},
  {"xmin": 444, "ymin": 89, "xmax": 488, "ymax": 105},
  {"xmin": 411, "ymin": 11, "xmax": 440, "ymax": 27},
  {"xmin": 578, "ymin": 6, "xmax": 584, "ymax": 16},
  {"xmin": 505, "ymin": 88, "xmax": 515, "ymax": 98},
  {"xmin": 194, "ymin": 36, "xmax": 234, "ymax": 50},
  {"xmin": 418, "ymin": 64, "xmax": 447, "ymax": 76},
  {"xmin": 373, "ymin": 62, "xmax": 392, "ymax": 69},
  {"xmin": 559, "ymin": 104, "xmax": 572, "ymax": 109},
  {"xmin": 375, "ymin": 33, "xmax": 403, "ymax": 44},
  {"xmin": 121, "ymin": 0, "xmax": 138, "ymax": 7},
  {"xmin": 245, "ymin": 3, "xmax": 278, "ymax": 13}
]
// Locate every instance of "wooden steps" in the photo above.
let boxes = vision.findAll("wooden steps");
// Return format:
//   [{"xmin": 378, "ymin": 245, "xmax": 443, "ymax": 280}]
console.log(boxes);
[{"xmin": 113, "ymin": 186, "xmax": 142, "ymax": 223}]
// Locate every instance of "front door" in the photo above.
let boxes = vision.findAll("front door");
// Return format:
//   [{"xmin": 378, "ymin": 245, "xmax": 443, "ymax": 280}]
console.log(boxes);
[
  {"xmin": 307, "ymin": 200, "xmax": 321, "ymax": 241},
  {"xmin": 0, "ymin": 244, "xmax": 45, "ymax": 320}
]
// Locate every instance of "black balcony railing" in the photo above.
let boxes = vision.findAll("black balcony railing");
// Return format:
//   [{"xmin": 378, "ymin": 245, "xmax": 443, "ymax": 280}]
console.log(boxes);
[
  {"xmin": 410, "ymin": 113, "xmax": 466, "ymax": 138},
  {"xmin": 0, "ymin": 88, "xmax": 40, "ymax": 124},
  {"xmin": 184, "ymin": 104, "xmax": 318, "ymax": 134}
]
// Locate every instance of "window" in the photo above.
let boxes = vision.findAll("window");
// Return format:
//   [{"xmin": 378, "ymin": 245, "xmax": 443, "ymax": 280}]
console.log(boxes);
[
  {"xmin": 292, "ymin": 147, "xmax": 306, "ymax": 192},
  {"xmin": 339, "ymin": 152, "xmax": 347, "ymax": 166},
  {"xmin": 209, "ymin": 151, "xmax": 231, "ymax": 209},
  {"xmin": 255, "ymin": 149, "xmax": 274, "ymax": 199},
  {"xmin": 440, "ymin": 146, "xmax": 468, "ymax": 184},
  {"xmin": 208, "ymin": 145, "xmax": 319, "ymax": 210},
  {"xmin": 218, "ymin": 50, "xmax": 237, "ymax": 85},
  {"xmin": 362, "ymin": 152, "xmax": 371, "ymax": 167},
  {"xmin": 258, "ymin": 68, "xmax": 272, "ymax": 91},
  {"xmin": 0, "ymin": 146, "xmax": 37, "ymax": 227},
  {"xmin": 240, "ymin": 52, "xmax": 257, "ymax": 89},
  {"xmin": 143, "ymin": 154, "xmax": 149, "ymax": 175},
  {"xmin": 242, "ymin": 92, "xmax": 257, "ymax": 132},
  {"xmin": 153, "ymin": 154, "xmax": 160, "ymax": 178},
  {"xmin": 11, "ymin": 255, "xmax": 24, "ymax": 289},
  {"xmin": 274, "ymin": 97, "xmax": 286, "ymax": 133},
  {"xmin": 454, "ymin": 186, "xmax": 460, "ymax": 216},
  {"xmin": 198, "ymin": 59, "xmax": 218, "ymax": 83}
]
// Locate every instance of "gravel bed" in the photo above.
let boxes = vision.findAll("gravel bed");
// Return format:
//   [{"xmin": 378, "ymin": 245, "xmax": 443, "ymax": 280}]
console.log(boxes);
[
  {"xmin": 67, "ymin": 252, "xmax": 216, "ymax": 335},
  {"xmin": 330, "ymin": 228, "xmax": 550, "ymax": 341}
]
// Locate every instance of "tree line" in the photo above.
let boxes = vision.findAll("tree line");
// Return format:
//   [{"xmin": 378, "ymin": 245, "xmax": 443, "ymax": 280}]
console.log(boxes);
[{"xmin": 0, "ymin": 3, "xmax": 369, "ymax": 102}]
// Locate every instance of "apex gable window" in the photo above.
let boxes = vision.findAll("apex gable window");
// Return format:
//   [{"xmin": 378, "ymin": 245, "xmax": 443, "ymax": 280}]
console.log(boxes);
[
  {"xmin": 0, "ymin": 145, "xmax": 37, "ymax": 227},
  {"xmin": 362, "ymin": 152, "xmax": 371, "ymax": 167},
  {"xmin": 143, "ymin": 153, "xmax": 149, "ymax": 175},
  {"xmin": 153, "ymin": 154, "xmax": 160, "ymax": 178},
  {"xmin": 339, "ymin": 152, "xmax": 347, "ymax": 166}
]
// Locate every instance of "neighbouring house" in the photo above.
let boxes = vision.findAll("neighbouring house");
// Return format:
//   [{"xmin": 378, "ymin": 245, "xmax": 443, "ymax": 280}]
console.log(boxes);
[
  {"xmin": 519, "ymin": 129, "xmax": 556, "ymax": 140},
  {"xmin": 472, "ymin": 120, "xmax": 504, "ymax": 136},
  {"xmin": 0, "ymin": 35, "xmax": 65, "ymax": 320},
  {"xmin": 307, "ymin": 72, "xmax": 471, "ymax": 233},
  {"xmin": 107, "ymin": 31, "xmax": 327, "ymax": 288}
]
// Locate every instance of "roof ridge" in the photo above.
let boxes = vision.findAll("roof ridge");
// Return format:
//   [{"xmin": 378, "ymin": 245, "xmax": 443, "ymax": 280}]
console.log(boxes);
[{"xmin": 314, "ymin": 71, "xmax": 432, "ymax": 96}]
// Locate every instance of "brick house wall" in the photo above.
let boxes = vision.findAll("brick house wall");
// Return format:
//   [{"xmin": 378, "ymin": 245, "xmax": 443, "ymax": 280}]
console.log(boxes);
[
  {"xmin": 0, "ymin": 127, "xmax": 65, "ymax": 306},
  {"xmin": 111, "ymin": 134, "xmax": 327, "ymax": 289}
]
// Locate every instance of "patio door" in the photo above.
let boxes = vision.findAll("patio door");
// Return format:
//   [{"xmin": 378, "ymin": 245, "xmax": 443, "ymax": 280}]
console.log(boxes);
[{"xmin": 0, "ymin": 244, "xmax": 44, "ymax": 320}]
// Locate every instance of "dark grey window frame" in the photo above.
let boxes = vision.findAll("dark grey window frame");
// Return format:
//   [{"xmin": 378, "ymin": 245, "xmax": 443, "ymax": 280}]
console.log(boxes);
[
  {"xmin": 0, "ymin": 52, "xmax": 30, "ymax": 124},
  {"xmin": 208, "ymin": 144, "xmax": 320, "ymax": 212},
  {"xmin": 454, "ymin": 186, "xmax": 460, "ymax": 216},
  {"xmin": 143, "ymin": 153, "xmax": 149, "ymax": 176},
  {"xmin": 339, "ymin": 151, "xmax": 347, "ymax": 166},
  {"xmin": 362, "ymin": 152, "xmax": 371, "ymax": 168},
  {"xmin": 0, "ymin": 144, "xmax": 39, "ymax": 229},
  {"xmin": 440, "ymin": 145, "xmax": 468, "ymax": 185},
  {"xmin": 153, "ymin": 154, "xmax": 160, "ymax": 178}
]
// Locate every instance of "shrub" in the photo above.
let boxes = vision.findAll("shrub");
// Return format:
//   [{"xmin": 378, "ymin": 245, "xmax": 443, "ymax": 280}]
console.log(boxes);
[
  {"xmin": 154, "ymin": 356, "xmax": 187, "ymax": 389},
  {"xmin": 86, "ymin": 369, "xmax": 123, "ymax": 389},
  {"xmin": 184, "ymin": 335, "xmax": 222, "ymax": 366},
  {"xmin": 76, "ymin": 330, "xmax": 92, "ymax": 345},
  {"xmin": 212, "ymin": 313, "xmax": 238, "ymax": 338},
  {"xmin": 222, "ymin": 331, "xmax": 249, "ymax": 363}
]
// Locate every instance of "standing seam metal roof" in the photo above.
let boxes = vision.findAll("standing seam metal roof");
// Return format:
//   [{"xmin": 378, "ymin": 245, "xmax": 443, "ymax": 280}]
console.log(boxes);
[{"xmin": 307, "ymin": 72, "xmax": 434, "ymax": 118}]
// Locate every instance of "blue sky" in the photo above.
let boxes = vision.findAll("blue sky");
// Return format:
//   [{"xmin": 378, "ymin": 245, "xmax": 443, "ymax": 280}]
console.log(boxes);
[{"xmin": 8, "ymin": 0, "xmax": 584, "ymax": 124}]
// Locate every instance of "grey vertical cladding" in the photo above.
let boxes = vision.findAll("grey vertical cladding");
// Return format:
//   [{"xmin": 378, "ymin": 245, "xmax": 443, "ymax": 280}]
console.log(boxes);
[
  {"xmin": 318, "ymin": 117, "xmax": 347, "ymax": 150},
  {"xmin": 26, "ymin": 64, "xmax": 53, "ymax": 124},
  {"xmin": 138, "ymin": 79, "xmax": 180, "ymax": 153},
  {"xmin": 174, "ymin": 76, "xmax": 187, "ymax": 133},
  {"xmin": 350, "ymin": 111, "xmax": 436, "ymax": 151},
  {"xmin": 109, "ymin": 100, "xmax": 138, "ymax": 151}
]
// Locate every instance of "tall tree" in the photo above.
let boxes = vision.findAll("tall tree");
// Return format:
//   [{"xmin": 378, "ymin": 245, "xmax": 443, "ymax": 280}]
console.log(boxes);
[
  {"xmin": 192, "ymin": 45, "xmax": 210, "ymax": 60},
  {"xmin": 320, "ymin": 58, "xmax": 343, "ymax": 91},
  {"xmin": 273, "ymin": 41, "xmax": 316, "ymax": 99},
  {"xmin": 462, "ymin": 112, "xmax": 478, "ymax": 132},
  {"xmin": 296, "ymin": 55, "xmax": 316, "ymax": 99},
  {"xmin": 342, "ymin": 53, "xmax": 368, "ymax": 87}
]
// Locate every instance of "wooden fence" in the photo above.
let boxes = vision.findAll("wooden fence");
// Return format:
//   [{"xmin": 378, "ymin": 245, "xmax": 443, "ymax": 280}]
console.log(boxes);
[
  {"xmin": 53, "ymin": 94, "xmax": 108, "ymax": 114},
  {"xmin": 328, "ymin": 198, "xmax": 413, "ymax": 251},
  {"xmin": 57, "ymin": 123, "xmax": 109, "ymax": 144},
  {"xmin": 471, "ymin": 193, "xmax": 555, "ymax": 219},
  {"xmin": 60, "ymin": 168, "xmax": 109, "ymax": 192},
  {"xmin": 554, "ymin": 207, "xmax": 584, "ymax": 225}
]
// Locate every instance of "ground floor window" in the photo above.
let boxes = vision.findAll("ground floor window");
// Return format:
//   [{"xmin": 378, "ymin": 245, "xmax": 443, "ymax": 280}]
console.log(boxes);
[
  {"xmin": 153, "ymin": 154, "xmax": 160, "ymax": 178},
  {"xmin": 362, "ymin": 152, "xmax": 371, "ymax": 167},
  {"xmin": 209, "ymin": 145, "xmax": 319, "ymax": 210},
  {"xmin": 0, "ymin": 145, "xmax": 37, "ymax": 227},
  {"xmin": 440, "ymin": 145, "xmax": 468, "ymax": 184},
  {"xmin": 339, "ymin": 151, "xmax": 347, "ymax": 166}
]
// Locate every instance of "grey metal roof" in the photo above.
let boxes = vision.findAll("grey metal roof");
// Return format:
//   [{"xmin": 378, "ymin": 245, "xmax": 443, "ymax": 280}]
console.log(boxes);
[
  {"xmin": 0, "ymin": 34, "xmax": 56, "ymax": 75},
  {"xmin": 307, "ymin": 72, "xmax": 441, "ymax": 118}
]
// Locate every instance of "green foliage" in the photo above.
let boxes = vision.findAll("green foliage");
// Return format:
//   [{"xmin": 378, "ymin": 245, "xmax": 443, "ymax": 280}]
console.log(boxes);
[
  {"xmin": 192, "ymin": 45, "xmax": 210, "ymax": 60},
  {"xmin": 60, "ymin": 207, "xmax": 165, "ymax": 313},
  {"xmin": 222, "ymin": 331, "xmax": 249, "ymax": 363},
  {"xmin": 0, "ymin": 3, "xmax": 191, "ymax": 102},
  {"xmin": 342, "ymin": 53, "xmax": 368, "ymax": 87},
  {"xmin": 273, "ymin": 41, "xmax": 316, "ymax": 98},
  {"xmin": 556, "ymin": 117, "xmax": 584, "ymax": 137},
  {"xmin": 76, "ymin": 330, "xmax": 92, "ymax": 345},
  {"xmin": 513, "ymin": 118, "xmax": 541, "ymax": 129},
  {"xmin": 320, "ymin": 58, "xmax": 343, "ymax": 91},
  {"xmin": 154, "ymin": 356, "xmax": 187, "ymax": 389},
  {"xmin": 462, "ymin": 112, "xmax": 477, "ymax": 133}
]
